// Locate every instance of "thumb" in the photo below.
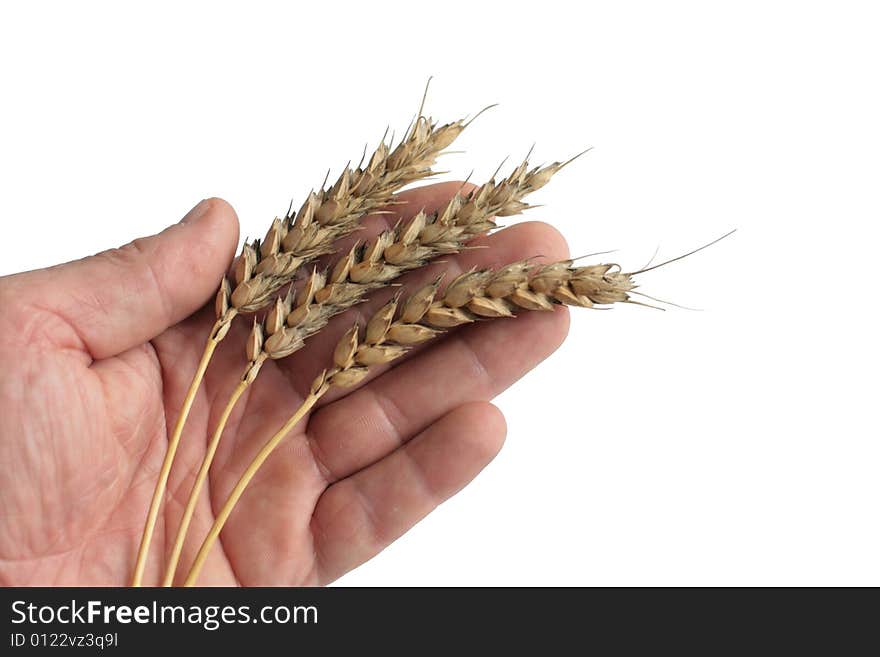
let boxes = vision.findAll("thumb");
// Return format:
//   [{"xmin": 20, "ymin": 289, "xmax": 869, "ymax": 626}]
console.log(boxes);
[{"xmin": 7, "ymin": 198, "xmax": 239, "ymax": 359}]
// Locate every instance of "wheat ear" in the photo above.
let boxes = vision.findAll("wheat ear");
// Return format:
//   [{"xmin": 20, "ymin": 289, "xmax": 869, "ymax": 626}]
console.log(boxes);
[
  {"xmin": 162, "ymin": 156, "xmax": 574, "ymax": 585},
  {"xmin": 249, "ymin": 154, "xmax": 576, "ymax": 373},
  {"xmin": 131, "ymin": 113, "xmax": 470, "ymax": 587},
  {"xmin": 182, "ymin": 258, "xmax": 639, "ymax": 586}
]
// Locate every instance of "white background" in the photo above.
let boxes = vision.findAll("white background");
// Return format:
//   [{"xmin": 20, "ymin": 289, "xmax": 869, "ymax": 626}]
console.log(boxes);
[{"xmin": 1, "ymin": 2, "xmax": 877, "ymax": 585}]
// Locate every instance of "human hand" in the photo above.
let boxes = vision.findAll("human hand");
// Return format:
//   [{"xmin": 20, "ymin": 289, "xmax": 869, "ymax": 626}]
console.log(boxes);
[{"xmin": 0, "ymin": 188, "xmax": 569, "ymax": 585}]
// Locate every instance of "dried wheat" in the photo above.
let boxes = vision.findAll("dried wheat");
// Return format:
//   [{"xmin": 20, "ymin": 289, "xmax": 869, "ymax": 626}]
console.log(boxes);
[{"xmin": 162, "ymin": 155, "xmax": 575, "ymax": 585}]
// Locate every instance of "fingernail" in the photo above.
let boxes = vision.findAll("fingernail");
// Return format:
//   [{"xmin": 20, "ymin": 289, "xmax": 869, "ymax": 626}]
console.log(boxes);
[{"xmin": 181, "ymin": 199, "xmax": 211, "ymax": 225}]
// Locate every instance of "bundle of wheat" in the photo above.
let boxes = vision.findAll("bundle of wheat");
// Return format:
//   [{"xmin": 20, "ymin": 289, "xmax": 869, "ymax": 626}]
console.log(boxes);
[{"xmin": 130, "ymin": 84, "xmax": 730, "ymax": 587}]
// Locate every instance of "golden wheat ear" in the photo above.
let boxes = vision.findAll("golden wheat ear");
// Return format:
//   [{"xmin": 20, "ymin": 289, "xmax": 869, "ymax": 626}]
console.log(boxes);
[{"xmin": 131, "ymin": 99, "xmax": 474, "ymax": 587}]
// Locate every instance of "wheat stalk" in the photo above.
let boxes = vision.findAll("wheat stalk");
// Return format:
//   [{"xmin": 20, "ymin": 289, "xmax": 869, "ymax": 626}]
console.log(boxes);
[
  {"xmin": 131, "ymin": 109, "xmax": 471, "ymax": 586},
  {"xmin": 182, "ymin": 258, "xmax": 640, "ymax": 585},
  {"xmin": 161, "ymin": 155, "xmax": 576, "ymax": 585}
]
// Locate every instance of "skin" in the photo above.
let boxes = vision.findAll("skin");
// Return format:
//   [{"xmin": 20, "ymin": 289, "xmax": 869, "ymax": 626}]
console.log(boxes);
[{"xmin": 0, "ymin": 185, "xmax": 569, "ymax": 586}]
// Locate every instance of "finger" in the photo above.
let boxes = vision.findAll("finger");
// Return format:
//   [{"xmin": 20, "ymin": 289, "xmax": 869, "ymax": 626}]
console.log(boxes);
[
  {"xmin": 311, "ymin": 401, "xmax": 507, "ymax": 584},
  {"xmin": 272, "ymin": 220, "xmax": 569, "ymax": 402},
  {"xmin": 4, "ymin": 198, "xmax": 239, "ymax": 359}
]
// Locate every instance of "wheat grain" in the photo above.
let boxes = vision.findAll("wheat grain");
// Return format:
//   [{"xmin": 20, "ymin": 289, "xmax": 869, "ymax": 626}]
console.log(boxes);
[{"xmin": 182, "ymin": 258, "xmax": 639, "ymax": 585}]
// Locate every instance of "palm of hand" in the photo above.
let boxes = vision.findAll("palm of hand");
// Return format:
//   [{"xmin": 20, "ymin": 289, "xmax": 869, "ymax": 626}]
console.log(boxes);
[{"xmin": 0, "ymin": 192, "xmax": 568, "ymax": 586}]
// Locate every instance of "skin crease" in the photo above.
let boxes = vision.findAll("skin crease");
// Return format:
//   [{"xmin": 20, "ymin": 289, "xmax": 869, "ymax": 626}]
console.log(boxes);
[{"xmin": 0, "ymin": 186, "xmax": 570, "ymax": 586}]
